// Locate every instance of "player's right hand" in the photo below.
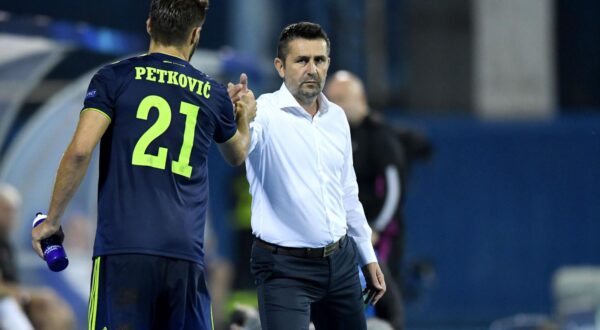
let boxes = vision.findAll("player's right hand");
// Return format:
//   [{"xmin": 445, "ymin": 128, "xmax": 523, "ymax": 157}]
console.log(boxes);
[{"xmin": 31, "ymin": 214, "xmax": 60, "ymax": 259}]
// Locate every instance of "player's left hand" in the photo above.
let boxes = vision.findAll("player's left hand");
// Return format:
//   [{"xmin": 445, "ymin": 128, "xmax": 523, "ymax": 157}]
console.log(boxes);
[{"xmin": 361, "ymin": 262, "xmax": 386, "ymax": 305}]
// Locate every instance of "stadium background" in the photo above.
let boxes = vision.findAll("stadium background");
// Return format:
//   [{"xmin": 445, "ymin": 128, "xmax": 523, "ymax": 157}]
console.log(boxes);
[{"xmin": 1, "ymin": 0, "xmax": 600, "ymax": 329}]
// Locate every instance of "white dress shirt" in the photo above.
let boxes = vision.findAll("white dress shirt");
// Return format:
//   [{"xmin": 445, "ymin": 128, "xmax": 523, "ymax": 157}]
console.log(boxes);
[{"xmin": 246, "ymin": 83, "xmax": 377, "ymax": 266}]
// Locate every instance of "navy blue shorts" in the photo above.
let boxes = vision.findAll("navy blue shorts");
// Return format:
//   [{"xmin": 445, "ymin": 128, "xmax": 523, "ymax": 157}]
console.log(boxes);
[{"xmin": 87, "ymin": 254, "xmax": 212, "ymax": 330}]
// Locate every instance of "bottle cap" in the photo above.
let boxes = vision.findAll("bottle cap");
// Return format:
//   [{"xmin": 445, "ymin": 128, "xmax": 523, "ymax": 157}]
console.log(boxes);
[{"xmin": 32, "ymin": 213, "xmax": 47, "ymax": 228}]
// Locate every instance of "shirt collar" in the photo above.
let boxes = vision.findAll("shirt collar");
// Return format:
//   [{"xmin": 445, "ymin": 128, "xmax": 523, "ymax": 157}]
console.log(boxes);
[
  {"xmin": 277, "ymin": 83, "xmax": 330, "ymax": 117},
  {"xmin": 147, "ymin": 52, "xmax": 189, "ymax": 67}
]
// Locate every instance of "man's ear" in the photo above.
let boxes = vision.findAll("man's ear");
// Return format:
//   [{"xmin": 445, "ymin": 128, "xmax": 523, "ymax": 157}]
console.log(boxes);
[
  {"xmin": 274, "ymin": 57, "xmax": 285, "ymax": 79},
  {"xmin": 146, "ymin": 18, "xmax": 152, "ymax": 36},
  {"xmin": 190, "ymin": 26, "xmax": 202, "ymax": 45}
]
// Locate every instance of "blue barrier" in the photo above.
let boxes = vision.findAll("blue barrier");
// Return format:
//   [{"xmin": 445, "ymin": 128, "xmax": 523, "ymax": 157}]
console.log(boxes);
[{"xmin": 401, "ymin": 115, "xmax": 600, "ymax": 323}]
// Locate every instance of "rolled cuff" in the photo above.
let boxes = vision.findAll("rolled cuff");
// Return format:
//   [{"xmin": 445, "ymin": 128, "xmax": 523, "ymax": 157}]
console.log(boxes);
[{"xmin": 352, "ymin": 237, "xmax": 378, "ymax": 266}]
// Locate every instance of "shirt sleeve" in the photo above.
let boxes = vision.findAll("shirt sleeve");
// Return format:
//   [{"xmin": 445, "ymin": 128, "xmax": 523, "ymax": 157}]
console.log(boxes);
[
  {"xmin": 248, "ymin": 96, "xmax": 269, "ymax": 154},
  {"xmin": 82, "ymin": 66, "xmax": 116, "ymax": 120},
  {"xmin": 341, "ymin": 120, "xmax": 378, "ymax": 266},
  {"xmin": 213, "ymin": 86, "xmax": 237, "ymax": 144}
]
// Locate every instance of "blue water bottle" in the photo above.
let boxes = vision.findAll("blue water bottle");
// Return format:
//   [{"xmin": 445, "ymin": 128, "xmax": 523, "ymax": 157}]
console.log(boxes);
[{"xmin": 32, "ymin": 213, "xmax": 69, "ymax": 272}]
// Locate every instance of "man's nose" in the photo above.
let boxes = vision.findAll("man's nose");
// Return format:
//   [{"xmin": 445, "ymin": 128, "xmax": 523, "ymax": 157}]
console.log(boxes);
[{"xmin": 307, "ymin": 61, "xmax": 317, "ymax": 74}]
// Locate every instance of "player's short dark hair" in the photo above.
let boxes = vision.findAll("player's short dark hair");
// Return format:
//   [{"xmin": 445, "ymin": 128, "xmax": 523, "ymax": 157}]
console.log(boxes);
[
  {"xmin": 149, "ymin": 0, "xmax": 209, "ymax": 46},
  {"xmin": 277, "ymin": 22, "xmax": 330, "ymax": 61}
]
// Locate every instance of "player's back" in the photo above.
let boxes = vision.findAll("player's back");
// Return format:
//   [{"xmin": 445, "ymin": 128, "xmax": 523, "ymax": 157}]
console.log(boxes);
[{"xmin": 83, "ymin": 53, "xmax": 236, "ymax": 265}]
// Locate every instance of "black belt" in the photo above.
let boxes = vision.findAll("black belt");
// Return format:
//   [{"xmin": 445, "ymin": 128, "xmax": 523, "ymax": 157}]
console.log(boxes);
[{"xmin": 254, "ymin": 235, "xmax": 346, "ymax": 258}]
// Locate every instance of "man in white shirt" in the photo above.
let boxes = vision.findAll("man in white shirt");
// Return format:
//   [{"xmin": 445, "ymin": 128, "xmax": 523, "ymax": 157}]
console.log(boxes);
[{"xmin": 244, "ymin": 22, "xmax": 386, "ymax": 330}]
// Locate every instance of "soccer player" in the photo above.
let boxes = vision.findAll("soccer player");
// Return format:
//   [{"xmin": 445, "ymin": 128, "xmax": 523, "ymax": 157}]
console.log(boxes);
[{"xmin": 31, "ymin": 0, "xmax": 255, "ymax": 329}]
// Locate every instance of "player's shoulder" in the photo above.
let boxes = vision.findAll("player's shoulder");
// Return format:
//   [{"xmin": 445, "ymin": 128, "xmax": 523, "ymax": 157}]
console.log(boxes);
[
  {"xmin": 92, "ymin": 54, "xmax": 145, "ymax": 80},
  {"xmin": 186, "ymin": 63, "xmax": 222, "ymax": 88},
  {"xmin": 189, "ymin": 66, "xmax": 229, "ymax": 97}
]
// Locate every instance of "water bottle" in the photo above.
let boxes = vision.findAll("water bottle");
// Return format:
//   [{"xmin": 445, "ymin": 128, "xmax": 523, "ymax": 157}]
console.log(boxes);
[{"xmin": 32, "ymin": 213, "xmax": 69, "ymax": 272}]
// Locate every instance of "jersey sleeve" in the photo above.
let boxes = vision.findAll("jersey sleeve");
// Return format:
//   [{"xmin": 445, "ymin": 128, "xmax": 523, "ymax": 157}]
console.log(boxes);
[
  {"xmin": 82, "ymin": 66, "xmax": 116, "ymax": 120},
  {"xmin": 213, "ymin": 86, "xmax": 237, "ymax": 143}
]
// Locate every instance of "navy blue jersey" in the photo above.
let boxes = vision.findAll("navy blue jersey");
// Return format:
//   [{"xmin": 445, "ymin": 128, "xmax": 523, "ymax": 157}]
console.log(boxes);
[{"xmin": 83, "ymin": 53, "xmax": 236, "ymax": 265}]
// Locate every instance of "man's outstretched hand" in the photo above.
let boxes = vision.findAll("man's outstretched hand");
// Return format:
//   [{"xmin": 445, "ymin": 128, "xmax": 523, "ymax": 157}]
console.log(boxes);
[
  {"xmin": 228, "ymin": 73, "xmax": 249, "ymax": 103},
  {"xmin": 228, "ymin": 73, "xmax": 255, "ymax": 122}
]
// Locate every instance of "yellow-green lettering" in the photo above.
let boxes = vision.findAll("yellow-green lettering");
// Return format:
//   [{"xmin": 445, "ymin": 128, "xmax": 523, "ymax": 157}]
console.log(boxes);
[
  {"xmin": 146, "ymin": 67, "xmax": 157, "ymax": 82},
  {"xmin": 156, "ymin": 69, "xmax": 167, "ymax": 83},
  {"xmin": 196, "ymin": 81, "xmax": 204, "ymax": 96},
  {"xmin": 203, "ymin": 82, "xmax": 211, "ymax": 99},
  {"xmin": 187, "ymin": 77, "xmax": 198, "ymax": 93},
  {"xmin": 178, "ymin": 74, "xmax": 188, "ymax": 88},
  {"xmin": 167, "ymin": 71, "xmax": 179, "ymax": 85},
  {"xmin": 134, "ymin": 67, "xmax": 146, "ymax": 80}
]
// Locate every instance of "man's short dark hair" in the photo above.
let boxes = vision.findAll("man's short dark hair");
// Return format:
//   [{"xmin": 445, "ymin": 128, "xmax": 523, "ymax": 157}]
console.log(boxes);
[
  {"xmin": 149, "ymin": 0, "xmax": 209, "ymax": 46},
  {"xmin": 277, "ymin": 22, "xmax": 330, "ymax": 61}
]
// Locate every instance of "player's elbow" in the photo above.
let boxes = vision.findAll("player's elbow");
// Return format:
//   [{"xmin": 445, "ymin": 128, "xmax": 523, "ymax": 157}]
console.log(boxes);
[
  {"xmin": 224, "ymin": 151, "xmax": 247, "ymax": 166},
  {"xmin": 65, "ymin": 145, "xmax": 93, "ymax": 165}
]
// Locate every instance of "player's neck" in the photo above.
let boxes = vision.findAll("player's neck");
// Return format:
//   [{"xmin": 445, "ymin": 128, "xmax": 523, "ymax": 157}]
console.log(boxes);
[{"xmin": 148, "ymin": 42, "xmax": 190, "ymax": 62}]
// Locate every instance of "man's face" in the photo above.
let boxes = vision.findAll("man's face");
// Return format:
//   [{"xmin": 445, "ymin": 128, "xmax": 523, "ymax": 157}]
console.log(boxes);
[{"xmin": 276, "ymin": 38, "xmax": 330, "ymax": 104}]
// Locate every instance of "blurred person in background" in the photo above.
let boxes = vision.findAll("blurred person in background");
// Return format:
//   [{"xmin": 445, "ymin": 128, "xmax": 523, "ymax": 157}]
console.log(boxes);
[
  {"xmin": 325, "ymin": 71, "xmax": 433, "ymax": 329},
  {"xmin": 241, "ymin": 22, "xmax": 385, "ymax": 330},
  {"xmin": 0, "ymin": 183, "xmax": 74, "ymax": 330},
  {"xmin": 325, "ymin": 71, "xmax": 405, "ymax": 329},
  {"xmin": 30, "ymin": 0, "xmax": 256, "ymax": 329}
]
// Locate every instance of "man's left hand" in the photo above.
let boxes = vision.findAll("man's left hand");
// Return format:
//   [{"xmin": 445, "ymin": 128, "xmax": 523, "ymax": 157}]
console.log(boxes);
[
  {"xmin": 228, "ymin": 73, "xmax": 249, "ymax": 103},
  {"xmin": 361, "ymin": 262, "xmax": 386, "ymax": 305}
]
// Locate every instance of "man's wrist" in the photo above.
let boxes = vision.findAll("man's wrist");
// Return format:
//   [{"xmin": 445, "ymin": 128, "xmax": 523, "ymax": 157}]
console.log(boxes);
[
  {"xmin": 354, "ymin": 238, "xmax": 378, "ymax": 266},
  {"xmin": 43, "ymin": 215, "xmax": 61, "ymax": 232}
]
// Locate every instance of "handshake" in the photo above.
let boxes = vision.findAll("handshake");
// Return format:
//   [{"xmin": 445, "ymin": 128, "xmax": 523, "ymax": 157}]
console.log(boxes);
[{"xmin": 31, "ymin": 213, "xmax": 69, "ymax": 272}]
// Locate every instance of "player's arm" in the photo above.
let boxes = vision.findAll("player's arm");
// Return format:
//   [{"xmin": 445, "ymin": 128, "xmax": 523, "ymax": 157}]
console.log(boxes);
[
  {"xmin": 218, "ymin": 90, "xmax": 256, "ymax": 165},
  {"xmin": 31, "ymin": 110, "xmax": 110, "ymax": 258}
]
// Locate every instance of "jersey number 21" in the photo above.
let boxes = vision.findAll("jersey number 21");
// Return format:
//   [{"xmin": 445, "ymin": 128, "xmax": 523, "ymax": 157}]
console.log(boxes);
[{"xmin": 131, "ymin": 95, "xmax": 198, "ymax": 178}]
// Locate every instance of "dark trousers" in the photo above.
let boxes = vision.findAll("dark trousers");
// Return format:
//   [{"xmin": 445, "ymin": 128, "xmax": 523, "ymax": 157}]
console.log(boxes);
[{"xmin": 250, "ymin": 237, "xmax": 366, "ymax": 330}]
